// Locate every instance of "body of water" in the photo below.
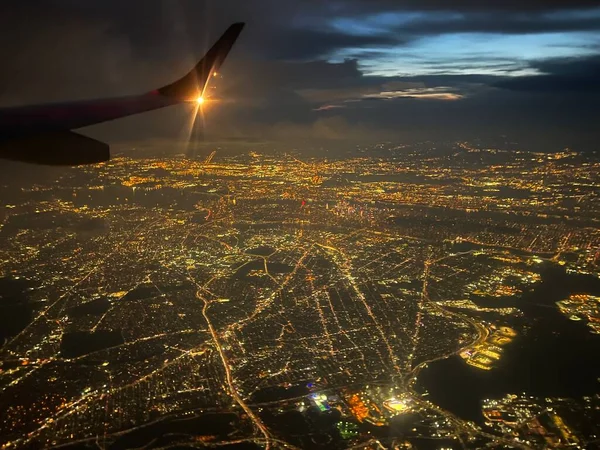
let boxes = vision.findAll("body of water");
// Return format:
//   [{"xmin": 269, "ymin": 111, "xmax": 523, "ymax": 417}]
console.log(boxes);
[{"xmin": 418, "ymin": 265, "xmax": 600, "ymax": 423}]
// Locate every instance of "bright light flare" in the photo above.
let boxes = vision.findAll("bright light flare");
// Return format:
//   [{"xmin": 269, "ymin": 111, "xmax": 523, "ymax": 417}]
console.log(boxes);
[{"xmin": 196, "ymin": 96, "xmax": 205, "ymax": 105}]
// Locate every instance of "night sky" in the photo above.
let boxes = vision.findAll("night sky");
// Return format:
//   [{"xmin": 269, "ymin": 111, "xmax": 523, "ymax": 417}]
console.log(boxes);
[{"xmin": 1, "ymin": 0, "xmax": 599, "ymax": 150}]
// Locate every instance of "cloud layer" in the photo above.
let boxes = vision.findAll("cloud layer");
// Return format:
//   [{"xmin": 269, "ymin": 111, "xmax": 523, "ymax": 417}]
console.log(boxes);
[{"xmin": 0, "ymin": 0, "xmax": 598, "ymax": 149}]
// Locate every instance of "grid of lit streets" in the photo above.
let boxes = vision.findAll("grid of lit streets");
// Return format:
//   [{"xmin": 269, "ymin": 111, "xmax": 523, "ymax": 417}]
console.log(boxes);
[{"xmin": 0, "ymin": 142, "xmax": 599, "ymax": 449}]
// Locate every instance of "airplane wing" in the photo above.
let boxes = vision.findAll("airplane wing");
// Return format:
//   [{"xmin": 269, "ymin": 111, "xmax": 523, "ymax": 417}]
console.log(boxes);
[{"xmin": 0, "ymin": 22, "xmax": 245, "ymax": 165}]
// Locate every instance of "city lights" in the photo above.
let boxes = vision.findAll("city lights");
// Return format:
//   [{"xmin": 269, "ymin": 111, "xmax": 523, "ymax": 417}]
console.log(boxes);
[{"xmin": 1, "ymin": 143, "xmax": 598, "ymax": 449}]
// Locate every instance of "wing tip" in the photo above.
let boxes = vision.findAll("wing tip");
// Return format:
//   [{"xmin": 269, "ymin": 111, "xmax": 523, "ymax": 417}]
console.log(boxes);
[{"xmin": 157, "ymin": 22, "xmax": 245, "ymax": 100}]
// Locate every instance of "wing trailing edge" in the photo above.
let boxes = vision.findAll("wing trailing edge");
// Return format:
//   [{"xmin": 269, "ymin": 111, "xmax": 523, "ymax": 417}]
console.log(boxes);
[{"xmin": 0, "ymin": 131, "xmax": 109, "ymax": 165}]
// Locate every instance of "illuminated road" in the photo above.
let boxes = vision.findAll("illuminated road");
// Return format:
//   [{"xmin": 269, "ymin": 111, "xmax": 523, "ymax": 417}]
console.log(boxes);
[{"xmin": 196, "ymin": 289, "xmax": 272, "ymax": 449}]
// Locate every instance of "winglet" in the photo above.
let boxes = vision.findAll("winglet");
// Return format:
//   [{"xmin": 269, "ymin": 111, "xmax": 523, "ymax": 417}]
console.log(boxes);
[{"xmin": 157, "ymin": 22, "xmax": 245, "ymax": 100}]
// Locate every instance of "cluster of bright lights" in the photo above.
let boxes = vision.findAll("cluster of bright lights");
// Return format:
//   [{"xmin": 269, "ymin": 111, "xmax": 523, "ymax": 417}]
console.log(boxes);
[
  {"xmin": 181, "ymin": 69, "xmax": 223, "ymax": 152},
  {"xmin": 194, "ymin": 72, "xmax": 218, "ymax": 105}
]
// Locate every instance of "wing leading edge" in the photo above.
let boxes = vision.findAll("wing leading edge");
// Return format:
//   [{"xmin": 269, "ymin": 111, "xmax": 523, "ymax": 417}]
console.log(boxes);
[{"xmin": 0, "ymin": 22, "xmax": 245, "ymax": 165}]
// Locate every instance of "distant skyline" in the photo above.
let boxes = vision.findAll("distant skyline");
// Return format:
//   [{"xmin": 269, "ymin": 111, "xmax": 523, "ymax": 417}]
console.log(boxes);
[{"xmin": 0, "ymin": 0, "xmax": 599, "ymax": 149}]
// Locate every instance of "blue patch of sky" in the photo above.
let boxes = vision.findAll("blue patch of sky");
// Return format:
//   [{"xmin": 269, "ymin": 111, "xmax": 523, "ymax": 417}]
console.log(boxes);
[
  {"xmin": 329, "ymin": 31, "xmax": 599, "ymax": 77},
  {"xmin": 321, "ymin": 8, "xmax": 600, "ymax": 76}
]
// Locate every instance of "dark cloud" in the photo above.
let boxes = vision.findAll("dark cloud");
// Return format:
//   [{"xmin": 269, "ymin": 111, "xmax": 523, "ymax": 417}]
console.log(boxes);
[
  {"xmin": 338, "ymin": 0, "xmax": 600, "ymax": 13},
  {"xmin": 496, "ymin": 55, "xmax": 600, "ymax": 92},
  {"xmin": 246, "ymin": 29, "xmax": 403, "ymax": 61},
  {"xmin": 393, "ymin": 12, "xmax": 600, "ymax": 35},
  {"xmin": 533, "ymin": 54, "xmax": 600, "ymax": 76},
  {"xmin": 193, "ymin": 49, "xmax": 599, "ymax": 149}
]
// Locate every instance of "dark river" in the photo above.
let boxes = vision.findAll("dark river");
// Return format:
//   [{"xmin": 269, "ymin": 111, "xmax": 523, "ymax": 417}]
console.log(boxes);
[{"xmin": 417, "ymin": 264, "xmax": 600, "ymax": 423}]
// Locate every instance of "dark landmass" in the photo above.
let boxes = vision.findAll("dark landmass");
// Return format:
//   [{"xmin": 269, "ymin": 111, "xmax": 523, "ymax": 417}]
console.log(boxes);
[
  {"xmin": 0, "ymin": 277, "xmax": 33, "ymax": 342},
  {"xmin": 251, "ymin": 384, "xmax": 310, "ymax": 404},
  {"xmin": 66, "ymin": 298, "xmax": 111, "ymax": 317},
  {"xmin": 110, "ymin": 413, "xmax": 240, "ymax": 450},
  {"xmin": 60, "ymin": 330, "xmax": 124, "ymax": 358}
]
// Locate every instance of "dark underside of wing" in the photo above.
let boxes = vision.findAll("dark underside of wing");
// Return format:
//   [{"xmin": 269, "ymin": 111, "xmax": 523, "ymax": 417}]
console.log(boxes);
[{"xmin": 0, "ymin": 131, "xmax": 109, "ymax": 165}]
